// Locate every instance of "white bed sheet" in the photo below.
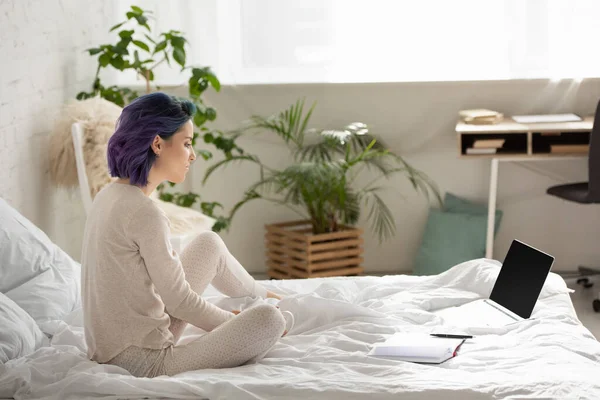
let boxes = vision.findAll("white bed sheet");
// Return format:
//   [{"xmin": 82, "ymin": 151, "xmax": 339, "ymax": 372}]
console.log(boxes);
[{"xmin": 2, "ymin": 259, "xmax": 600, "ymax": 400}]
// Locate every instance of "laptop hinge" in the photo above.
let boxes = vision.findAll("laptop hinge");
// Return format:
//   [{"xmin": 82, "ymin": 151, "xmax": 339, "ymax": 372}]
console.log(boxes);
[{"xmin": 484, "ymin": 299, "xmax": 522, "ymax": 321}]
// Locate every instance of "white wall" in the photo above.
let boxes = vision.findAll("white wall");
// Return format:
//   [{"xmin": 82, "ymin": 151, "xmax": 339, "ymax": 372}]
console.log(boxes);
[
  {"xmin": 171, "ymin": 79, "xmax": 600, "ymax": 274},
  {"xmin": 0, "ymin": 0, "xmax": 114, "ymax": 259},
  {"xmin": 1, "ymin": 1, "xmax": 599, "ymax": 274}
]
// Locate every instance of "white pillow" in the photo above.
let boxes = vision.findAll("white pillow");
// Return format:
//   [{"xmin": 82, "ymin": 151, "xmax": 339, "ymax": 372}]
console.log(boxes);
[
  {"xmin": 0, "ymin": 292, "xmax": 47, "ymax": 364},
  {"xmin": 0, "ymin": 198, "xmax": 55, "ymax": 293},
  {"xmin": 0, "ymin": 198, "xmax": 81, "ymax": 327},
  {"xmin": 5, "ymin": 261, "xmax": 81, "ymax": 326}
]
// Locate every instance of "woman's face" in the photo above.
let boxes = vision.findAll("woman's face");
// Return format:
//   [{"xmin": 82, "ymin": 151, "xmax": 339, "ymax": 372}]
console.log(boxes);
[{"xmin": 153, "ymin": 120, "xmax": 196, "ymax": 184}]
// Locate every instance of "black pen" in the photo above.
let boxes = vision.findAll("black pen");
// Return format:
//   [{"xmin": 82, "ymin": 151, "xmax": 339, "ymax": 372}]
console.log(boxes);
[{"xmin": 430, "ymin": 333, "xmax": 473, "ymax": 339}]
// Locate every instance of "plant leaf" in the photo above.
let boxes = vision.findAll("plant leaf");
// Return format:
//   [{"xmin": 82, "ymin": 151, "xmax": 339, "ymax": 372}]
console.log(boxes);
[
  {"xmin": 109, "ymin": 21, "xmax": 126, "ymax": 32},
  {"xmin": 297, "ymin": 101, "xmax": 315, "ymax": 146},
  {"xmin": 87, "ymin": 47, "xmax": 102, "ymax": 55},
  {"xmin": 132, "ymin": 40, "xmax": 149, "ymax": 52},
  {"xmin": 111, "ymin": 43, "xmax": 129, "ymax": 55},
  {"xmin": 133, "ymin": 50, "xmax": 141, "ymax": 66},
  {"xmin": 211, "ymin": 216, "xmax": 230, "ymax": 233},
  {"xmin": 134, "ymin": 15, "xmax": 148, "ymax": 27},
  {"xmin": 170, "ymin": 36, "xmax": 185, "ymax": 48},
  {"xmin": 188, "ymin": 74, "xmax": 208, "ymax": 98},
  {"xmin": 76, "ymin": 91, "xmax": 92, "ymax": 100},
  {"xmin": 118, "ymin": 29, "xmax": 134, "ymax": 38},
  {"xmin": 244, "ymin": 99, "xmax": 315, "ymax": 150},
  {"xmin": 154, "ymin": 40, "xmax": 167, "ymax": 53},
  {"xmin": 173, "ymin": 47, "xmax": 186, "ymax": 68},
  {"xmin": 110, "ymin": 56, "xmax": 125, "ymax": 70},
  {"xmin": 362, "ymin": 189, "xmax": 396, "ymax": 243},
  {"xmin": 203, "ymin": 155, "xmax": 260, "ymax": 184},
  {"xmin": 194, "ymin": 109, "xmax": 207, "ymax": 127},
  {"xmin": 200, "ymin": 201, "xmax": 223, "ymax": 216},
  {"xmin": 228, "ymin": 190, "xmax": 262, "ymax": 222},
  {"xmin": 294, "ymin": 141, "xmax": 334, "ymax": 162},
  {"xmin": 338, "ymin": 187, "xmax": 360, "ymax": 226},
  {"xmin": 197, "ymin": 150, "xmax": 212, "ymax": 160},
  {"xmin": 206, "ymin": 73, "xmax": 220, "ymax": 91},
  {"xmin": 205, "ymin": 107, "xmax": 217, "ymax": 121},
  {"xmin": 98, "ymin": 53, "xmax": 112, "ymax": 67}
]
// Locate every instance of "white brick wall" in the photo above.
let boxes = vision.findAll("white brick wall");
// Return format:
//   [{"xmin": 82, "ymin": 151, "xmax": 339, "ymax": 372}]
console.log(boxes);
[
  {"xmin": 0, "ymin": 0, "xmax": 115, "ymax": 260},
  {"xmin": 1, "ymin": 1, "xmax": 599, "ymax": 274}
]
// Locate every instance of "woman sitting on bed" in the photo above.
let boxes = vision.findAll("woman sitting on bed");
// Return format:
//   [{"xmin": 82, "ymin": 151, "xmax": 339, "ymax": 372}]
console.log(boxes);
[{"xmin": 81, "ymin": 92, "xmax": 287, "ymax": 378}]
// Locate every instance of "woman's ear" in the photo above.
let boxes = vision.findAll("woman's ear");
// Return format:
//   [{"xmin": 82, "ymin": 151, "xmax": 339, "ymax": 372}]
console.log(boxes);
[{"xmin": 151, "ymin": 135, "xmax": 162, "ymax": 156}]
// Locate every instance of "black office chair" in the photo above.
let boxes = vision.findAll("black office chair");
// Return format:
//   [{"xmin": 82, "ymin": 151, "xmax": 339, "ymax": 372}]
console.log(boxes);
[{"xmin": 547, "ymin": 99, "xmax": 600, "ymax": 312}]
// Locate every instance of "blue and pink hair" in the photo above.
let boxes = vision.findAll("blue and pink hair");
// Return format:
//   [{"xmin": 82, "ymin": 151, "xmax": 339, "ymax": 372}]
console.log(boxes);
[{"xmin": 107, "ymin": 92, "xmax": 196, "ymax": 186}]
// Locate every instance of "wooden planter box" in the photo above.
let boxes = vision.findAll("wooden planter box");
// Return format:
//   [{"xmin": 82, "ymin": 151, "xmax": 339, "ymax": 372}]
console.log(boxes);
[{"xmin": 265, "ymin": 220, "xmax": 364, "ymax": 279}]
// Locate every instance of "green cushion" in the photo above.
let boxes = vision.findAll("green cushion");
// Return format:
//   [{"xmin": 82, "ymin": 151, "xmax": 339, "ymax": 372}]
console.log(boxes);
[
  {"xmin": 443, "ymin": 193, "xmax": 503, "ymax": 235},
  {"xmin": 412, "ymin": 193, "xmax": 503, "ymax": 276}
]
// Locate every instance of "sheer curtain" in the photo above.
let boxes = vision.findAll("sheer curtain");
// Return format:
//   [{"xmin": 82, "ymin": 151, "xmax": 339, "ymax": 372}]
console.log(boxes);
[{"xmin": 112, "ymin": 0, "xmax": 600, "ymax": 85}]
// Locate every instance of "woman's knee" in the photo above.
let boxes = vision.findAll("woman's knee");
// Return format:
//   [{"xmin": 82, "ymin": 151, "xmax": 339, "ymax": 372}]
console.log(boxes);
[
  {"xmin": 244, "ymin": 304, "xmax": 286, "ymax": 336},
  {"xmin": 180, "ymin": 231, "xmax": 225, "ymax": 273},
  {"xmin": 184, "ymin": 231, "xmax": 226, "ymax": 257},
  {"xmin": 194, "ymin": 230, "xmax": 224, "ymax": 248}
]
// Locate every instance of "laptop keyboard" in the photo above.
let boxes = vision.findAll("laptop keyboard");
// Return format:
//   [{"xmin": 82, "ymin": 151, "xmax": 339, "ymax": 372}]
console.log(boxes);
[
  {"xmin": 480, "ymin": 310, "xmax": 517, "ymax": 327},
  {"xmin": 483, "ymin": 300, "xmax": 521, "ymax": 323},
  {"xmin": 437, "ymin": 300, "xmax": 518, "ymax": 328}
]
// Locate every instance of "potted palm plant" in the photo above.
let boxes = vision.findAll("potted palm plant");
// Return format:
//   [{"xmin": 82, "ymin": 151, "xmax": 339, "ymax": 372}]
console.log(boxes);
[{"xmin": 204, "ymin": 99, "xmax": 441, "ymax": 278}]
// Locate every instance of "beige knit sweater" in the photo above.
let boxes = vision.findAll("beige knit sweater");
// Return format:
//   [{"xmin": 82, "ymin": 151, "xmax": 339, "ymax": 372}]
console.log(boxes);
[{"xmin": 81, "ymin": 182, "xmax": 233, "ymax": 363}]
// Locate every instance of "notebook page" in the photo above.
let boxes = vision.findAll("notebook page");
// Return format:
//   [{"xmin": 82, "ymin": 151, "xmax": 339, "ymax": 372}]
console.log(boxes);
[{"xmin": 370, "ymin": 333, "xmax": 463, "ymax": 359}]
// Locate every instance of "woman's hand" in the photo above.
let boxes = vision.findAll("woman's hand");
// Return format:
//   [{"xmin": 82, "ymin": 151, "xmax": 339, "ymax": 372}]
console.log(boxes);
[{"xmin": 266, "ymin": 291, "xmax": 282, "ymax": 300}]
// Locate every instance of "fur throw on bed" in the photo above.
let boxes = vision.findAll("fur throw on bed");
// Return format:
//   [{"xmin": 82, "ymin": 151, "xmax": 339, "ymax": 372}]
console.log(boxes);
[{"xmin": 49, "ymin": 97, "xmax": 215, "ymax": 235}]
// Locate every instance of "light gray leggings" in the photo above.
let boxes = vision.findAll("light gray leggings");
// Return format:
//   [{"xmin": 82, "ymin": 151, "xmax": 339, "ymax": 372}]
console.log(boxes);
[{"xmin": 107, "ymin": 231, "xmax": 286, "ymax": 378}]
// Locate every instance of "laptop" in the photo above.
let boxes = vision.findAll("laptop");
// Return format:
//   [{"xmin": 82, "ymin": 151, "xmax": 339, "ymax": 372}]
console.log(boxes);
[{"xmin": 436, "ymin": 240, "xmax": 555, "ymax": 329}]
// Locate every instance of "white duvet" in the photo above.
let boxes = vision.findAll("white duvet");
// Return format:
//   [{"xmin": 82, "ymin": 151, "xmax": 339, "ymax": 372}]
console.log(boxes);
[{"xmin": 2, "ymin": 259, "xmax": 600, "ymax": 400}]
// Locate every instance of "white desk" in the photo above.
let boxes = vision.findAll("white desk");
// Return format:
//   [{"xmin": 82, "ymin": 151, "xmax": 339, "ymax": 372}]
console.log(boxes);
[{"xmin": 456, "ymin": 117, "xmax": 594, "ymax": 258}]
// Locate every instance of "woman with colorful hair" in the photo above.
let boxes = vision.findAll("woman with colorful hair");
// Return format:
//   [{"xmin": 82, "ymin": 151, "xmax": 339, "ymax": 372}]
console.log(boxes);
[{"xmin": 81, "ymin": 92, "xmax": 286, "ymax": 378}]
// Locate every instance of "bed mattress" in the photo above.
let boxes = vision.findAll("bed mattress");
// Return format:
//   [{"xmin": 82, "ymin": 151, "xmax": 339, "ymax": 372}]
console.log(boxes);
[{"xmin": 2, "ymin": 259, "xmax": 600, "ymax": 400}]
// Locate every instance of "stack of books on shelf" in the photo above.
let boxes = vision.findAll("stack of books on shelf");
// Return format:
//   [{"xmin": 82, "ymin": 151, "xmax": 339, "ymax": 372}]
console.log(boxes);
[
  {"xmin": 459, "ymin": 109, "xmax": 504, "ymax": 125},
  {"xmin": 549, "ymin": 144, "xmax": 589, "ymax": 154},
  {"xmin": 466, "ymin": 138, "xmax": 505, "ymax": 155}
]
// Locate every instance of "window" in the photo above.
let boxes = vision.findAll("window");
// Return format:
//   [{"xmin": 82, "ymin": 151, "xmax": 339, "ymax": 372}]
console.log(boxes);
[{"xmin": 112, "ymin": 0, "xmax": 600, "ymax": 85}]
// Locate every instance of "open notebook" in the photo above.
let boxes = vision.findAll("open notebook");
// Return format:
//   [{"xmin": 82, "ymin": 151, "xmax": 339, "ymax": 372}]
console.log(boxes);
[{"xmin": 369, "ymin": 333, "xmax": 465, "ymax": 364}]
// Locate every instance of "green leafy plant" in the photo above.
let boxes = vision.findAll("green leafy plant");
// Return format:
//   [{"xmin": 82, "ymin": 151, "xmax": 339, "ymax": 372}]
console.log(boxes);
[
  {"xmin": 77, "ymin": 5, "xmax": 243, "ymax": 231},
  {"xmin": 204, "ymin": 99, "xmax": 441, "ymax": 243}
]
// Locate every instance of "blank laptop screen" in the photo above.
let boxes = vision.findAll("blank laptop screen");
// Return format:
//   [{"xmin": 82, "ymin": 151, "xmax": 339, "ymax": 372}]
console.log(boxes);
[{"xmin": 489, "ymin": 240, "xmax": 555, "ymax": 319}]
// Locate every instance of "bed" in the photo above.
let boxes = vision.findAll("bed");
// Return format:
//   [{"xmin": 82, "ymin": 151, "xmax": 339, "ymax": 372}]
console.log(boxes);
[{"xmin": 1, "ymin": 199, "xmax": 600, "ymax": 400}]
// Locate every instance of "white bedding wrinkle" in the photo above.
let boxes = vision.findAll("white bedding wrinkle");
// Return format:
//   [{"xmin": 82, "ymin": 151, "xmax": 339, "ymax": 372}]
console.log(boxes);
[
  {"xmin": 1, "ymin": 259, "xmax": 599, "ymax": 400},
  {"xmin": 0, "ymin": 293, "xmax": 47, "ymax": 364}
]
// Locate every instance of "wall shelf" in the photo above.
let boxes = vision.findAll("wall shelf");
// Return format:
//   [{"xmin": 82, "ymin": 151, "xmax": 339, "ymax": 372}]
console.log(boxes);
[{"xmin": 456, "ymin": 117, "xmax": 594, "ymax": 159}]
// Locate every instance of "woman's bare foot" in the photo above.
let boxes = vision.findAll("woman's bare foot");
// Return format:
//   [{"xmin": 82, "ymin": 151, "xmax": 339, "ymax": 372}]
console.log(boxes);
[{"xmin": 266, "ymin": 291, "xmax": 282, "ymax": 300}]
